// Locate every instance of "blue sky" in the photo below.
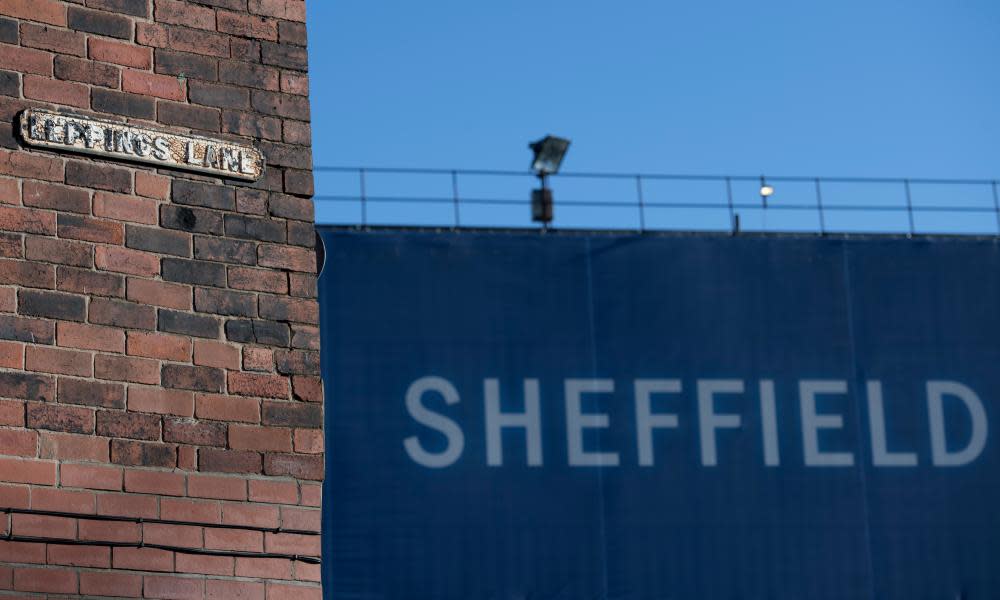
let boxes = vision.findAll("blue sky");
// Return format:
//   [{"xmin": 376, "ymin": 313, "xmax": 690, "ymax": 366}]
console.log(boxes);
[{"xmin": 305, "ymin": 1, "xmax": 1000, "ymax": 231}]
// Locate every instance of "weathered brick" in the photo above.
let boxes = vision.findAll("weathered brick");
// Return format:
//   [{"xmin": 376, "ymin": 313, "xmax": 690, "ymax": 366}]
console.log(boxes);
[
  {"xmin": 94, "ymin": 192, "xmax": 158, "ymax": 225},
  {"xmin": 59, "ymin": 377, "xmax": 125, "ymax": 409},
  {"xmin": 199, "ymin": 447, "xmax": 261, "ymax": 474},
  {"xmin": 163, "ymin": 363, "xmax": 224, "ymax": 392},
  {"xmin": 92, "ymin": 88, "xmax": 156, "ymax": 119},
  {"xmin": 89, "ymin": 36, "xmax": 151, "ymax": 68},
  {"xmin": 262, "ymin": 41, "xmax": 307, "ymax": 71},
  {"xmin": 54, "ymin": 54, "xmax": 119, "ymax": 87},
  {"xmin": 225, "ymin": 214, "xmax": 285, "ymax": 243},
  {"xmin": 225, "ymin": 318, "xmax": 288, "ymax": 346},
  {"xmin": 190, "ymin": 80, "xmax": 251, "ymax": 111},
  {"xmin": 135, "ymin": 171, "xmax": 170, "ymax": 200},
  {"xmin": 0, "ymin": 206, "xmax": 57, "ymax": 235},
  {"xmin": 125, "ymin": 469, "xmax": 184, "ymax": 496},
  {"xmin": 229, "ymin": 424, "xmax": 290, "ymax": 452},
  {"xmin": 80, "ymin": 571, "xmax": 142, "ymax": 597},
  {"xmin": 97, "ymin": 410, "xmax": 160, "ymax": 440},
  {"xmin": 0, "ymin": 427, "xmax": 35, "ymax": 456},
  {"xmin": 88, "ymin": 0, "xmax": 150, "ymax": 16},
  {"xmin": 158, "ymin": 100, "xmax": 220, "ymax": 131},
  {"xmin": 0, "ymin": 0, "xmax": 67, "ymax": 27},
  {"xmin": 248, "ymin": 478, "xmax": 296, "ymax": 504},
  {"xmin": 96, "ymin": 354, "xmax": 159, "ymax": 384},
  {"xmin": 279, "ymin": 20, "xmax": 307, "ymax": 46},
  {"xmin": 273, "ymin": 350, "xmax": 318, "ymax": 376},
  {"xmin": 161, "ymin": 497, "xmax": 220, "ymax": 524},
  {"xmin": 23, "ymin": 181, "xmax": 90, "ymax": 214},
  {"xmin": 127, "ymin": 277, "xmax": 191, "ymax": 310},
  {"xmin": 294, "ymin": 428, "xmax": 323, "ymax": 454},
  {"xmin": 157, "ymin": 308, "xmax": 221, "ymax": 339},
  {"xmin": 136, "ymin": 21, "xmax": 168, "ymax": 48},
  {"xmin": 218, "ymin": 60, "xmax": 278, "ymax": 90},
  {"xmin": 162, "ymin": 258, "xmax": 226, "ymax": 287},
  {"xmin": 0, "ymin": 231, "xmax": 19, "ymax": 258},
  {"xmin": 0, "ymin": 258, "xmax": 55, "ymax": 288},
  {"xmin": 154, "ymin": 49, "xmax": 217, "ymax": 81},
  {"xmin": 61, "ymin": 463, "xmax": 121, "ymax": 490},
  {"xmin": 96, "ymin": 492, "xmax": 158, "ymax": 518},
  {"xmin": 57, "ymin": 214, "xmax": 124, "ymax": 244},
  {"xmin": 192, "ymin": 339, "xmax": 239, "ymax": 369},
  {"xmin": 57, "ymin": 322, "xmax": 124, "ymax": 353},
  {"xmin": 25, "ymin": 237, "xmax": 91, "ymax": 268},
  {"xmin": 65, "ymin": 161, "xmax": 132, "ymax": 193},
  {"xmin": 0, "ymin": 18, "xmax": 16, "ymax": 44},
  {"xmin": 113, "ymin": 546, "xmax": 175, "ymax": 570},
  {"xmin": 261, "ymin": 401, "xmax": 319, "ymax": 427},
  {"xmin": 20, "ymin": 23, "xmax": 84, "ymax": 56},
  {"xmin": 110, "ymin": 438, "xmax": 176, "ymax": 467},
  {"xmin": 161, "ymin": 204, "xmax": 224, "ymax": 235},
  {"xmin": 193, "ymin": 236, "xmax": 256, "ymax": 266},
  {"xmin": 229, "ymin": 266, "xmax": 286, "ymax": 294},
  {"xmin": 27, "ymin": 401, "xmax": 91, "ymax": 433},
  {"xmin": 19, "ymin": 289, "xmax": 86, "ymax": 321},
  {"xmin": 290, "ymin": 325, "xmax": 319, "ymax": 350},
  {"xmin": 264, "ymin": 452, "xmax": 322, "ymax": 480},
  {"xmin": 58, "ymin": 265, "xmax": 125, "ymax": 297},
  {"xmin": 123, "ymin": 68, "xmax": 185, "ymax": 101},
  {"xmin": 288, "ymin": 273, "xmax": 316, "ymax": 298},
  {"xmin": 0, "ymin": 314, "xmax": 55, "ymax": 344},
  {"xmin": 164, "ymin": 417, "xmax": 226, "ymax": 446},
  {"xmin": 25, "ymin": 345, "xmax": 91, "ymax": 377},
  {"xmin": 32, "ymin": 487, "xmax": 96, "ymax": 514},
  {"xmin": 127, "ymin": 330, "xmax": 190, "ymax": 361},
  {"xmin": 259, "ymin": 295, "xmax": 317, "ymax": 324},
  {"xmin": 0, "ymin": 148, "xmax": 64, "ymax": 181},
  {"xmin": 0, "ymin": 340, "xmax": 22, "ymax": 369},
  {"xmin": 40, "ymin": 431, "xmax": 108, "ymax": 462},
  {"xmin": 195, "ymin": 287, "xmax": 256, "ymax": 317},
  {"xmin": 292, "ymin": 376, "xmax": 322, "ymax": 403},
  {"xmin": 68, "ymin": 6, "xmax": 132, "ymax": 39},
  {"xmin": 283, "ymin": 119, "xmax": 311, "ymax": 144},
  {"xmin": 172, "ymin": 179, "xmax": 235, "ymax": 211},
  {"xmin": 128, "ymin": 386, "xmax": 193, "ymax": 417},
  {"xmin": 0, "ymin": 43, "xmax": 53, "ymax": 76},
  {"xmin": 229, "ymin": 372, "xmax": 288, "ymax": 399},
  {"xmin": 249, "ymin": 0, "xmax": 306, "ymax": 21},
  {"xmin": 252, "ymin": 90, "xmax": 309, "ymax": 120},
  {"xmin": 195, "ymin": 393, "xmax": 259, "ymax": 423},
  {"xmin": 89, "ymin": 298, "xmax": 156, "ymax": 330},
  {"xmin": 155, "ymin": 0, "xmax": 215, "ymax": 30},
  {"xmin": 219, "ymin": 10, "xmax": 277, "ymax": 40},
  {"xmin": 221, "ymin": 109, "xmax": 282, "ymax": 140},
  {"xmin": 287, "ymin": 220, "xmax": 314, "ymax": 247},
  {"xmin": 95, "ymin": 246, "xmax": 160, "ymax": 278},
  {"xmin": 269, "ymin": 193, "xmax": 313, "ymax": 221},
  {"xmin": 125, "ymin": 224, "xmax": 190, "ymax": 257}
]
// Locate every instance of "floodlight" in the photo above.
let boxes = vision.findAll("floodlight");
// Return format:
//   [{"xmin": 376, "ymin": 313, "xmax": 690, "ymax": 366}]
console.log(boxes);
[
  {"xmin": 759, "ymin": 176, "xmax": 774, "ymax": 203},
  {"xmin": 529, "ymin": 136, "xmax": 571, "ymax": 176}
]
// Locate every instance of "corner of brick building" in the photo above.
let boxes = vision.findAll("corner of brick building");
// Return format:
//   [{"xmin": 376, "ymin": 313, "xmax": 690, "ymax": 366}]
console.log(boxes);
[{"xmin": 0, "ymin": 0, "xmax": 323, "ymax": 597}]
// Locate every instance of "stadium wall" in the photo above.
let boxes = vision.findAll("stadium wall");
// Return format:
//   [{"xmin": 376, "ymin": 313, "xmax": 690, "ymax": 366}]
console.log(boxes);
[{"xmin": 0, "ymin": 0, "xmax": 322, "ymax": 597}]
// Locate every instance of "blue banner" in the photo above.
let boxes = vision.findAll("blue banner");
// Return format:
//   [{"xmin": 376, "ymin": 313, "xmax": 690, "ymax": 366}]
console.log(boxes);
[{"xmin": 319, "ymin": 230, "xmax": 1000, "ymax": 599}]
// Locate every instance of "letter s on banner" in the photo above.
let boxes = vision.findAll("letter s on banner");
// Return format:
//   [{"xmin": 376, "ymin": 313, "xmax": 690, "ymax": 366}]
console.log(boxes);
[{"xmin": 403, "ymin": 376, "xmax": 465, "ymax": 468}]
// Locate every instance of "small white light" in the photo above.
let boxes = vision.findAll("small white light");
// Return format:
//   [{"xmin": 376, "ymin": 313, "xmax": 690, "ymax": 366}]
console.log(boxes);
[{"xmin": 759, "ymin": 176, "xmax": 774, "ymax": 199}]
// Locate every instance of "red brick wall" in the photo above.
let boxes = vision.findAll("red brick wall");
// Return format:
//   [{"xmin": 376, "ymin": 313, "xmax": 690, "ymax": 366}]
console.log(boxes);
[{"xmin": 0, "ymin": 0, "xmax": 321, "ymax": 597}]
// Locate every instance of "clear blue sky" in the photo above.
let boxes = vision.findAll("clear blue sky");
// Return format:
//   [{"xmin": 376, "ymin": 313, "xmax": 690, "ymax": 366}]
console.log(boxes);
[{"xmin": 305, "ymin": 1, "xmax": 1000, "ymax": 231}]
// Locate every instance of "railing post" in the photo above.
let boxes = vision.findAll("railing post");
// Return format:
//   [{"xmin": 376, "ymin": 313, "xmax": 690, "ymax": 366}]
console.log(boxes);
[
  {"xmin": 451, "ymin": 170, "xmax": 460, "ymax": 229},
  {"xmin": 992, "ymin": 181, "xmax": 1000, "ymax": 237},
  {"xmin": 904, "ymin": 179, "xmax": 914, "ymax": 237},
  {"xmin": 635, "ymin": 175, "xmax": 646, "ymax": 232},
  {"xmin": 359, "ymin": 168, "xmax": 368, "ymax": 228},
  {"xmin": 725, "ymin": 177, "xmax": 735, "ymax": 235},
  {"xmin": 814, "ymin": 178, "xmax": 826, "ymax": 235}
]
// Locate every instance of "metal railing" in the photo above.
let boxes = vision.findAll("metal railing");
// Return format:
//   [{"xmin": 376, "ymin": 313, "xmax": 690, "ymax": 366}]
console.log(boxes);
[{"xmin": 314, "ymin": 167, "xmax": 1000, "ymax": 236}]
